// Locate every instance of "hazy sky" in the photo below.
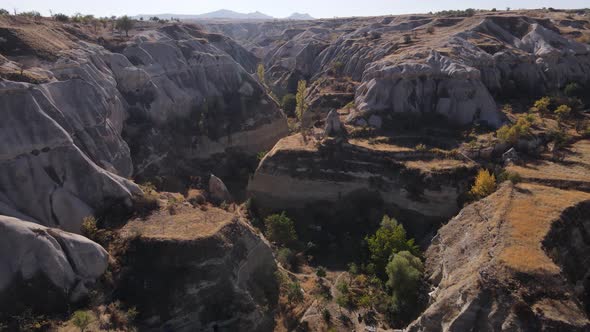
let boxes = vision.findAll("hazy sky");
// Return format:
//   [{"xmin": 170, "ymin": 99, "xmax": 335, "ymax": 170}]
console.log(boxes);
[{"xmin": 3, "ymin": 0, "xmax": 588, "ymax": 18}]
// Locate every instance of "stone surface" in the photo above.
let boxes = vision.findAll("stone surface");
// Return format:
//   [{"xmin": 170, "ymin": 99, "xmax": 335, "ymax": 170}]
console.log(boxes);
[
  {"xmin": 324, "ymin": 109, "xmax": 344, "ymax": 136},
  {"xmin": 209, "ymin": 174, "xmax": 233, "ymax": 203},
  {"xmin": 0, "ymin": 215, "xmax": 108, "ymax": 313},
  {"xmin": 117, "ymin": 206, "xmax": 278, "ymax": 331}
]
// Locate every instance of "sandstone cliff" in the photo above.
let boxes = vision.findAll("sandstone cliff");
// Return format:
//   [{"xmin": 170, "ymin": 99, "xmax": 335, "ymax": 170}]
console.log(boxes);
[{"xmin": 116, "ymin": 205, "xmax": 278, "ymax": 331}]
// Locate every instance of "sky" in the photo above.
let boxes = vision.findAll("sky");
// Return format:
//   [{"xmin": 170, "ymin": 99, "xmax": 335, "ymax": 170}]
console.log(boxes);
[{"xmin": 2, "ymin": 0, "xmax": 588, "ymax": 18}]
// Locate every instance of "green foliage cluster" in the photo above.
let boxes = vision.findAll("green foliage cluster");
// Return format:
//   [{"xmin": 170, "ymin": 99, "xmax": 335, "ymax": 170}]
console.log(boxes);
[
  {"xmin": 81, "ymin": 216, "xmax": 99, "ymax": 241},
  {"xmin": 257, "ymin": 64, "xmax": 265, "ymax": 85},
  {"xmin": 497, "ymin": 171, "xmax": 522, "ymax": 184},
  {"xmin": 281, "ymin": 93, "xmax": 297, "ymax": 116},
  {"xmin": 365, "ymin": 216, "xmax": 419, "ymax": 278},
  {"xmin": 72, "ymin": 311, "xmax": 92, "ymax": 332},
  {"xmin": 496, "ymin": 115, "xmax": 533, "ymax": 144},
  {"xmin": 555, "ymin": 104, "xmax": 572, "ymax": 120},
  {"xmin": 434, "ymin": 8, "xmax": 477, "ymax": 17},
  {"xmin": 116, "ymin": 15, "xmax": 134, "ymax": 36},
  {"xmin": 385, "ymin": 251, "xmax": 424, "ymax": 319},
  {"xmin": 564, "ymin": 82, "xmax": 582, "ymax": 97},
  {"xmin": 0, "ymin": 9, "xmax": 10, "ymax": 15},
  {"xmin": 53, "ymin": 13, "xmax": 69, "ymax": 22},
  {"xmin": 264, "ymin": 212, "xmax": 297, "ymax": 246},
  {"xmin": 277, "ymin": 247, "xmax": 294, "ymax": 269}
]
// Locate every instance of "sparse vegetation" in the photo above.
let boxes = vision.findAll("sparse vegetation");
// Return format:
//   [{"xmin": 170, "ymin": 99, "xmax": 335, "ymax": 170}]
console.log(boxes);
[
  {"xmin": 81, "ymin": 216, "xmax": 99, "ymax": 240},
  {"xmin": 264, "ymin": 212, "xmax": 297, "ymax": 246},
  {"xmin": 426, "ymin": 26, "xmax": 435, "ymax": 34},
  {"xmin": 498, "ymin": 171, "xmax": 522, "ymax": 184},
  {"xmin": 554, "ymin": 104, "xmax": 572, "ymax": 120},
  {"xmin": 470, "ymin": 169, "xmax": 497, "ymax": 199},
  {"xmin": 496, "ymin": 115, "xmax": 533, "ymax": 144},
  {"xmin": 116, "ymin": 15, "xmax": 134, "ymax": 37},
  {"xmin": 257, "ymin": 64, "xmax": 265, "ymax": 85},
  {"xmin": 564, "ymin": 82, "xmax": 582, "ymax": 97},
  {"xmin": 53, "ymin": 13, "xmax": 69, "ymax": 22},
  {"xmin": 531, "ymin": 96, "xmax": 551, "ymax": 113},
  {"xmin": 366, "ymin": 216, "xmax": 419, "ymax": 278},
  {"xmin": 277, "ymin": 247, "xmax": 294, "ymax": 269},
  {"xmin": 71, "ymin": 311, "xmax": 92, "ymax": 332}
]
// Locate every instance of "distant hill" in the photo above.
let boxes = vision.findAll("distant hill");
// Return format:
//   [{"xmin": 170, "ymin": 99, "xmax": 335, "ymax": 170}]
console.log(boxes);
[
  {"xmin": 135, "ymin": 10, "xmax": 274, "ymax": 21},
  {"xmin": 285, "ymin": 13, "xmax": 315, "ymax": 20}
]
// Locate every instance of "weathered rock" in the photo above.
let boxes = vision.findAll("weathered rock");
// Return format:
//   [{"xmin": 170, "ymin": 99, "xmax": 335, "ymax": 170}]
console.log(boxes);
[
  {"xmin": 324, "ymin": 109, "xmax": 344, "ymax": 136},
  {"xmin": 502, "ymin": 147, "xmax": 520, "ymax": 164},
  {"xmin": 407, "ymin": 183, "xmax": 590, "ymax": 331},
  {"xmin": 209, "ymin": 174, "xmax": 233, "ymax": 203},
  {"xmin": 0, "ymin": 215, "xmax": 108, "ymax": 315},
  {"xmin": 117, "ymin": 206, "xmax": 278, "ymax": 331},
  {"xmin": 368, "ymin": 114, "xmax": 383, "ymax": 129}
]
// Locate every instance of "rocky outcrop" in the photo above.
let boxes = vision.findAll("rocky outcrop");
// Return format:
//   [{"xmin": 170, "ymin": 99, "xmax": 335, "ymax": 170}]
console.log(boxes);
[
  {"xmin": 0, "ymin": 18, "xmax": 288, "ymax": 231},
  {"xmin": 407, "ymin": 183, "xmax": 590, "ymax": 331},
  {"xmin": 0, "ymin": 215, "xmax": 108, "ymax": 316},
  {"xmin": 248, "ymin": 134, "xmax": 476, "ymax": 235},
  {"xmin": 117, "ymin": 205, "xmax": 278, "ymax": 331},
  {"xmin": 209, "ymin": 174, "xmax": 233, "ymax": 203}
]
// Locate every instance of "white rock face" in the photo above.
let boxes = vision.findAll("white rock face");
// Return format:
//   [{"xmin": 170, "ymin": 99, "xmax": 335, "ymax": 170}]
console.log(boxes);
[{"xmin": 0, "ymin": 215, "xmax": 108, "ymax": 302}]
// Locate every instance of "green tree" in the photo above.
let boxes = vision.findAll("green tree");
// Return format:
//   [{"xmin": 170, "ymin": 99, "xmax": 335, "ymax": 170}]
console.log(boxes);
[
  {"xmin": 287, "ymin": 281, "xmax": 304, "ymax": 303},
  {"xmin": 277, "ymin": 247, "xmax": 294, "ymax": 269},
  {"xmin": 366, "ymin": 216, "xmax": 419, "ymax": 278},
  {"xmin": 532, "ymin": 96, "xmax": 551, "ymax": 113},
  {"xmin": 316, "ymin": 266, "xmax": 327, "ymax": 278},
  {"xmin": 295, "ymin": 80, "xmax": 308, "ymax": 120},
  {"xmin": 264, "ymin": 212, "xmax": 297, "ymax": 246},
  {"xmin": 71, "ymin": 311, "xmax": 92, "ymax": 332},
  {"xmin": 386, "ymin": 251, "xmax": 423, "ymax": 319},
  {"xmin": 116, "ymin": 15, "xmax": 134, "ymax": 37},
  {"xmin": 257, "ymin": 63, "xmax": 265, "ymax": 85},
  {"xmin": 281, "ymin": 93, "xmax": 297, "ymax": 116},
  {"xmin": 0, "ymin": 9, "xmax": 9, "ymax": 15},
  {"xmin": 555, "ymin": 104, "xmax": 572, "ymax": 120}
]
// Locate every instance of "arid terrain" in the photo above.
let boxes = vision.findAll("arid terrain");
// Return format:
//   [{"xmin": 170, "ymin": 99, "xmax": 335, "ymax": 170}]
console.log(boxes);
[{"xmin": 0, "ymin": 6, "xmax": 590, "ymax": 332}]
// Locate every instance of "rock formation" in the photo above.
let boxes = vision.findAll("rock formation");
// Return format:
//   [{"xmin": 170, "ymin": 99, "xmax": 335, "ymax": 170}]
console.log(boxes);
[
  {"xmin": 209, "ymin": 174, "xmax": 233, "ymax": 203},
  {"xmin": 407, "ymin": 183, "xmax": 590, "ymax": 331},
  {"xmin": 0, "ymin": 215, "xmax": 108, "ymax": 315},
  {"xmin": 324, "ymin": 109, "xmax": 344, "ymax": 136},
  {"xmin": 116, "ymin": 205, "xmax": 278, "ymax": 331}
]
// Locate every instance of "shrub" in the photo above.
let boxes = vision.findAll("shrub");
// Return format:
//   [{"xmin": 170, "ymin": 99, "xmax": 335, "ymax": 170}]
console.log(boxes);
[
  {"xmin": 403, "ymin": 34, "xmax": 412, "ymax": 44},
  {"xmin": 470, "ymin": 169, "xmax": 496, "ymax": 199},
  {"xmin": 366, "ymin": 216, "xmax": 419, "ymax": 278},
  {"xmin": 264, "ymin": 212, "xmax": 297, "ymax": 246},
  {"xmin": 81, "ymin": 216, "xmax": 99, "ymax": 240},
  {"xmin": 287, "ymin": 281, "xmax": 304, "ymax": 303},
  {"xmin": 532, "ymin": 96, "xmax": 551, "ymax": 113},
  {"xmin": 296, "ymin": 80, "xmax": 308, "ymax": 120},
  {"xmin": 316, "ymin": 266, "xmax": 327, "ymax": 278},
  {"xmin": 54, "ymin": 13, "xmax": 69, "ymax": 22},
  {"xmin": 426, "ymin": 26, "xmax": 435, "ymax": 34},
  {"xmin": 277, "ymin": 247, "xmax": 294, "ymax": 269},
  {"xmin": 496, "ymin": 116, "xmax": 532, "ymax": 144},
  {"xmin": 72, "ymin": 311, "xmax": 92, "ymax": 332},
  {"xmin": 564, "ymin": 82, "xmax": 582, "ymax": 97},
  {"xmin": 322, "ymin": 308, "xmax": 331, "ymax": 322},
  {"xmin": 498, "ymin": 171, "xmax": 522, "ymax": 184},
  {"xmin": 386, "ymin": 251, "xmax": 423, "ymax": 319},
  {"xmin": 281, "ymin": 93, "xmax": 297, "ymax": 116},
  {"xmin": 348, "ymin": 262, "xmax": 359, "ymax": 275},
  {"xmin": 257, "ymin": 150, "xmax": 268, "ymax": 161},
  {"xmin": 554, "ymin": 104, "xmax": 572, "ymax": 120},
  {"xmin": 0, "ymin": 9, "xmax": 8, "ymax": 15}
]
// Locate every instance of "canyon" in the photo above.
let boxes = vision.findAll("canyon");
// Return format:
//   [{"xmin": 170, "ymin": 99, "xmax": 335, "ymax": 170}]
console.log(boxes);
[{"xmin": 0, "ymin": 7, "xmax": 589, "ymax": 332}]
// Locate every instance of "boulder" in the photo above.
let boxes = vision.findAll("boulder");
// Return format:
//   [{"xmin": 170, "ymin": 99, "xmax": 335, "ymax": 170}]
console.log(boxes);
[
  {"xmin": 209, "ymin": 174, "xmax": 233, "ymax": 203},
  {"xmin": 324, "ymin": 109, "xmax": 344, "ymax": 136},
  {"xmin": 502, "ymin": 147, "xmax": 520, "ymax": 164},
  {"xmin": 0, "ymin": 215, "xmax": 108, "ymax": 315}
]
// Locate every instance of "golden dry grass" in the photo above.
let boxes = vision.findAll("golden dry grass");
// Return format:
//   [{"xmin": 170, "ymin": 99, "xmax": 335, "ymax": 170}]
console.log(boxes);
[
  {"xmin": 119, "ymin": 205, "xmax": 235, "ymax": 240},
  {"xmin": 498, "ymin": 183, "xmax": 590, "ymax": 273}
]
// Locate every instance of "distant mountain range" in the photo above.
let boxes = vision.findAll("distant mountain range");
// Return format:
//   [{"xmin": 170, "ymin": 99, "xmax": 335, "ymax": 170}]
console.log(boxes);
[{"xmin": 135, "ymin": 10, "xmax": 315, "ymax": 21}]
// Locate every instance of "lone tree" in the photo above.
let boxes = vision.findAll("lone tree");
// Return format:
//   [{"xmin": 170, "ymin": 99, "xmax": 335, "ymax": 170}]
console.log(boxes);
[
  {"xmin": 470, "ymin": 169, "xmax": 496, "ymax": 199},
  {"xmin": 281, "ymin": 93, "xmax": 297, "ymax": 116},
  {"xmin": 295, "ymin": 80, "xmax": 308, "ymax": 120},
  {"xmin": 116, "ymin": 15, "xmax": 134, "ymax": 37},
  {"xmin": 386, "ymin": 250, "xmax": 424, "ymax": 319},
  {"xmin": 264, "ymin": 212, "xmax": 297, "ymax": 246},
  {"xmin": 257, "ymin": 64, "xmax": 266, "ymax": 85}
]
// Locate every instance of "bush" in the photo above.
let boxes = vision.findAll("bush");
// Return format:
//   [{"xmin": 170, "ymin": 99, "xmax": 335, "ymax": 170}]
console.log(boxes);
[
  {"xmin": 403, "ymin": 34, "xmax": 412, "ymax": 44},
  {"xmin": 287, "ymin": 281, "xmax": 304, "ymax": 303},
  {"xmin": 426, "ymin": 26, "xmax": 435, "ymax": 34},
  {"xmin": 470, "ymin": 169, "xmax": 496, "ymax": 199},
  {"xmin": 257, "ymin": 64, "xmax": 265, "ymax": 85},
  {"xmin": 72, "ymin": 311, "xmax": 92, "ymax": 332},
  {"xmin": 532, "ymin": 96, "xmax": 551, "ymax": 113},
  {"xmin": 496, "ymin": 116, "xmax": 532, "ymax": 144},
  {"xmin": 264, "ymin": 212, "xmax": 297, "ymax": 246},
  {"xmin": 497, "ymin": 171, "xmax": 522, "ymax": 184},
  {"xmin": 322, "ymin": 308, "xmax": 331, "ymax": 322},
  {"xmin": 0, "ymin": 9, "xmax": 10, "ymax": 15},
  {"xmin": 555, "ymin": 104, "xmax": 572, "ymax": 120},
  {"xmin": 281, "ymin": 93, "xmax": 297, "ymax": 116},
  {"xmin": 277, "ymin": 247, "xmax": 294, "ymax": 269},
  {"xmin": 366, "ymin": 216, "xmax": 419, "ymax": 278},
  {"xmin": 316, "ymin": 266, "xmax": 327, "ymax": 278},
  {"xmin": 54, "ymin": 13, "xmax": 69, "ymax": 22},
  {"xmin": 386, "ymin": 251, "xmax": 423, "ymax": 320},
  {"xmin": 81, "ymin": 216, "xmax": 99, "ymax": 240}
]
